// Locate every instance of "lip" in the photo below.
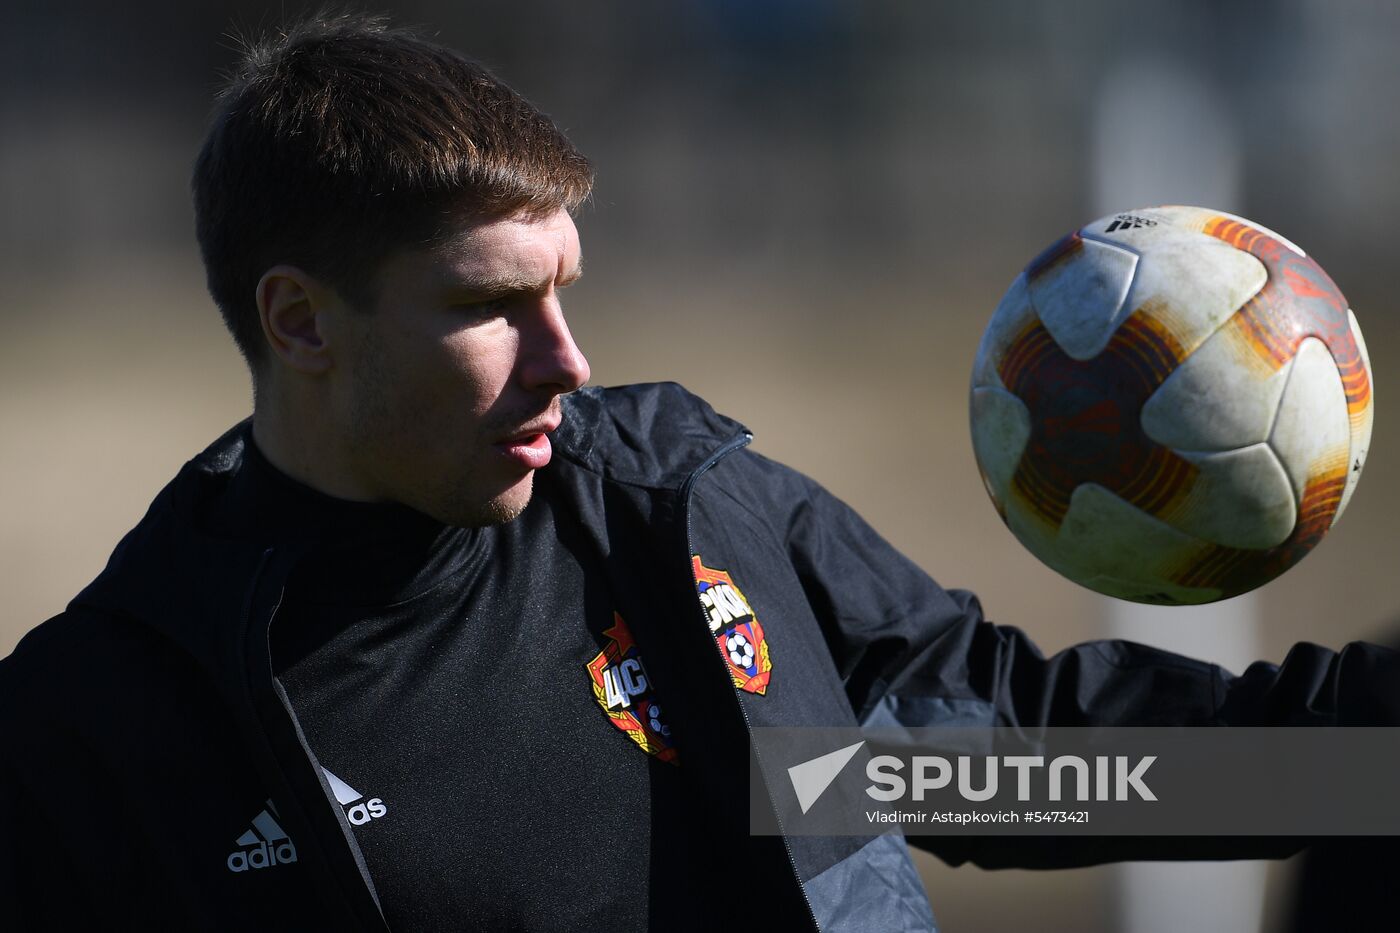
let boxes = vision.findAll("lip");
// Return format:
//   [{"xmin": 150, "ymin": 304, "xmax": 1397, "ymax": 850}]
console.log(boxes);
[
  {"xmin": 492, "ymin": 416, "xmax": 560, "ymax": 470},
  {"xmin": 497, "ymin": 416, "xmax": 561, "ymax": 445}
]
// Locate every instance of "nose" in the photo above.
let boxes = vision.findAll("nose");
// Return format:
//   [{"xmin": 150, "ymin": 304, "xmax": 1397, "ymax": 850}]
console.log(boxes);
[{"xmin": 518, "ymin": 298, "xmax": 590, "ymax": 395}]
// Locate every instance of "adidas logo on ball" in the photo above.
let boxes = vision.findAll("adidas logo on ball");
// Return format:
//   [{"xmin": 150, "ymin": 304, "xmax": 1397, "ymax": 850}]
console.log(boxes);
[{"xmin": 1104, "ymin": 213, "xmax": 1158, "ymax": 233}]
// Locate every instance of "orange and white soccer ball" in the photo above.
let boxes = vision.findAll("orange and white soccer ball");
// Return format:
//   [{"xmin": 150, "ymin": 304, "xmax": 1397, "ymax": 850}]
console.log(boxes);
[{"xmin": 970, "ymin": 206, "xmax": 1373, "ymax": 605}]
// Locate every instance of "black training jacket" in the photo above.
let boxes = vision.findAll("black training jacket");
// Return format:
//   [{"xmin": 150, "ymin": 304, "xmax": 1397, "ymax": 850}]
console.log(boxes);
[{"xmin": 2, "ymin": 382, "xmax": 1398, "ymax": 931}]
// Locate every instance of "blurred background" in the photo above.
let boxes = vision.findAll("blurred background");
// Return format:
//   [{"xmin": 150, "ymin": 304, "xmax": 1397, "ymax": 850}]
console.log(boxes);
[{"xmin": 2, "ymin": 1, "xmax": 1396, "ymax": 930}]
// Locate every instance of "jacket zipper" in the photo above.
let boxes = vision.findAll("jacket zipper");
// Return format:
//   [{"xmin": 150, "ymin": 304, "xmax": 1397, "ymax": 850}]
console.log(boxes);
[
  {"xmin": 237, "ymin": 545, "xmax": 392, "ymax": 932},
  {"xmin": 679, "ymin": 432, "xmax": 822, "ymax": 933}
]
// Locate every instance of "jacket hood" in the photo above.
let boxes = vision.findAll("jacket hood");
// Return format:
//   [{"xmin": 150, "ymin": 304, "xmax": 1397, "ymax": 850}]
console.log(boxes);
[
  {"xmin": 68, "ymin": 382, "xmax": 748, "ymax": 683},
  {"xmin": 68, "ymin": 417, "xmax": 282, "ymax": 696}
]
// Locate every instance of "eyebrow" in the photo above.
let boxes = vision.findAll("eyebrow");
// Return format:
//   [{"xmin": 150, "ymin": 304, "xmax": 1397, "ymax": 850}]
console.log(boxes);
[
  {"xmin": 449, "ymin": 258, "xmax": 583, "ymax": 296},
  {"xmin": 557, "ymin": 259, "xmax": 584, "ymax": 287}
]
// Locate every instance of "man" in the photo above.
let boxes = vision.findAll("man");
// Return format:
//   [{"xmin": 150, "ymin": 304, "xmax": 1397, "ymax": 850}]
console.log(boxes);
[{"xmin": 1, "ymin": 13, "xmax": 1395, "ymax": 932}]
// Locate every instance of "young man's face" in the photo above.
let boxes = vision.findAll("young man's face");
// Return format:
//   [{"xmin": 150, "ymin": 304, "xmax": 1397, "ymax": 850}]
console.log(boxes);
[{"xmin": 331, "ymin": 207, "xmax": 590, "ymax": 527}]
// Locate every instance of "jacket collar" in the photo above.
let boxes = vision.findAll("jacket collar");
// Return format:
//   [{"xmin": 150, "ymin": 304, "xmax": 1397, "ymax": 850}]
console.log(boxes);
[{"xmin": 551, "ymin": 383, "xmax": 749, "ymax": 488}]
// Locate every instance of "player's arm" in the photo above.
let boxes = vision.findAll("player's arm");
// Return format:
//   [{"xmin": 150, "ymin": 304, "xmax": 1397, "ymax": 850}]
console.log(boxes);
[{"xmin": 763, "ymin": 452, "xmax": 1399, "ymax": 867}]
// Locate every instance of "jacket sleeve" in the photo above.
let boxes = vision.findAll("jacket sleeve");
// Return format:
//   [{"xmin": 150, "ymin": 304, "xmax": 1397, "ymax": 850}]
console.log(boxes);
[{"xmin": 771, "ymin": 455, "xmax": 1400, "ymax": 868}]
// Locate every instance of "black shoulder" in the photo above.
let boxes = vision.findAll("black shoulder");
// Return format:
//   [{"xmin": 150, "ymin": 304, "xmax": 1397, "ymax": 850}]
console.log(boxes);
[
  {"xmin": 3, "ymin": 608, "xmax": 122, "ymax": 689},
  {"xmin": 1, "ymin": 607, "xmax": 199, "ymax": 728}
]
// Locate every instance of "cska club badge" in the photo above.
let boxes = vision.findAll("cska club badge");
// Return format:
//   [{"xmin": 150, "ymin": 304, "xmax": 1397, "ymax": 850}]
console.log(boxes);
[
  {"xmin": 586, "ymin": 613, "xmax": 679, "ymax": 764},
  {"xmin": 692, "ymin": 556, "xmax": 772, "ymax": 695}
]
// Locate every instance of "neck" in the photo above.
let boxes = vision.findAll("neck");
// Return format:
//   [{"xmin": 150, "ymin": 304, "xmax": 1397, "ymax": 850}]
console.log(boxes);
[{"xmin": 252, "ymin": 395, "xmax": 379, "ymax": 504}]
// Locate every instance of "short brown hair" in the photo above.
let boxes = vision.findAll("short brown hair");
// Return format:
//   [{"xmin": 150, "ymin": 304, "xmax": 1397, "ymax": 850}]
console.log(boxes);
[{"xmin": 192, "ymin": 12, "xmax": 593, "ymax": 372}]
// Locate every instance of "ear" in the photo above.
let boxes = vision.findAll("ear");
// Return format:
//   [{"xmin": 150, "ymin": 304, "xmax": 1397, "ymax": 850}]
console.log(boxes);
[{"xmin": 256, "ymin": 265, "xmax": 336, "ymax": 375}]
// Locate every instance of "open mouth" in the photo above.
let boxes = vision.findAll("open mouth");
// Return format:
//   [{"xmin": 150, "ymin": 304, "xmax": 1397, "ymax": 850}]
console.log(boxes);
[{"xmin": 493, "ymin": 431, "xmax": 552, "ymax": 469}]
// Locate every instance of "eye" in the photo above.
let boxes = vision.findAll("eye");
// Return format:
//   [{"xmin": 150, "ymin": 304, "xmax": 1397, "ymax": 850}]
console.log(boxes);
[{"xmin": 454, "ymin": 295, "xmax": 511, "ymax": 316}]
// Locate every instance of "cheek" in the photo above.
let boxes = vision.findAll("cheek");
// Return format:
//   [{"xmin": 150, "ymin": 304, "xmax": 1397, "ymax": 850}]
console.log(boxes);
[
  {"xmin": 439, "ymin": 328, "xmax": 518, "ymax": 411},
  {"xmin": 351, "ymin": 317, "xmax": 519, "ymax": 449}
]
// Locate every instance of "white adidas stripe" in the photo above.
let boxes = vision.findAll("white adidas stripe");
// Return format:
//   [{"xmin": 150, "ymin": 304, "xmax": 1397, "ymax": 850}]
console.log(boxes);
[{"xmin": 322, "ymin": 767, "xmax": 363, "ymax": 806}]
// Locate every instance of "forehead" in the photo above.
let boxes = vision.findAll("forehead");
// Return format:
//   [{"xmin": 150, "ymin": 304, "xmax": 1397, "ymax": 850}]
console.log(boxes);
[{"xmin": 428, "ymin": 208, "xmax": 580, "ymax": 281}]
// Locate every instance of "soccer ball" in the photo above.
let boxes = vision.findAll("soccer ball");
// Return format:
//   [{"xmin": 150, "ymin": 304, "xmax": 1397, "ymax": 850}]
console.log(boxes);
[
  {"xmin": 969, "ymin": 206, "xmax": 1373, "ymax": 605},
  {"xmin": 727, "ymin": 632, "xmax": 755, "ymax": 668}
]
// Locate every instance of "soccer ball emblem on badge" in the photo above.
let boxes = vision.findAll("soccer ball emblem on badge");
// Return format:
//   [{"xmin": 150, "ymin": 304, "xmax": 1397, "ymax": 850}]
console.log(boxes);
[
  {"xmin": 969, "ymin": 206, "xmax": 1374, "ymax": 605},
  {"xmin": 726, "ymin": 632, "xmax": 755, "ymax": 669}
]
